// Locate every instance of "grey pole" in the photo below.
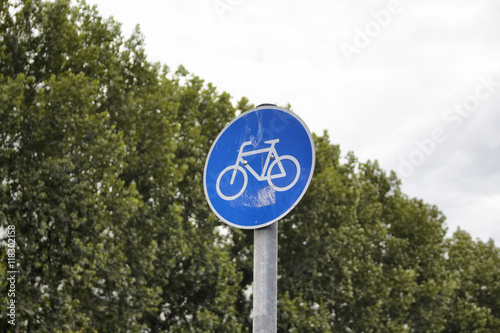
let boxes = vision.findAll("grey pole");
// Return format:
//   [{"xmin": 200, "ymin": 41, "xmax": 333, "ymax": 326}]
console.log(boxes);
[{"xmin": 253, "ymin": 222, "xmax": 278, "ymax": 333}]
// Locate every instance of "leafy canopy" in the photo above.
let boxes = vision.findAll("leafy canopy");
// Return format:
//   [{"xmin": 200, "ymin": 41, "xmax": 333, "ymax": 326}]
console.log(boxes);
[{"xmin": 1, "ymin": 1, "xmax": 499, "ymax": 332}]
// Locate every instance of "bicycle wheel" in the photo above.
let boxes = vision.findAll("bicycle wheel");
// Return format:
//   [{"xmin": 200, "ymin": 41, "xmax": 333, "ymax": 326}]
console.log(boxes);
[
  {"xmin": 216, "ymin": 165, "xmax": 248, "ymax": 200},
  {"xmin": 267, "ymin": 155, "xmax": 300, "ymax": 191}
]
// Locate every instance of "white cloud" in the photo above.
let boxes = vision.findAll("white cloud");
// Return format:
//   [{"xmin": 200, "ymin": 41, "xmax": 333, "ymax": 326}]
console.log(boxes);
[{"xmin": 87, "ymin": 0, "xmax": 500, "ymax": 244}]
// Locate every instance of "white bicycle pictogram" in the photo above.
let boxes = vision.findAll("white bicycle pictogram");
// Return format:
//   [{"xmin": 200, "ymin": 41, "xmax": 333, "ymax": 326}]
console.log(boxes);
[{"xmin": 216, "ymin": 139, "xmax": 301, "ymax": 201}]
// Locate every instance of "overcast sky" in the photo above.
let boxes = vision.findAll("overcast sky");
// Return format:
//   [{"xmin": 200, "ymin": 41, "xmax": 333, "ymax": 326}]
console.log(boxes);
[{"xmin": 86, "ymin": 0, "xmax": 500, "ymax": 244}]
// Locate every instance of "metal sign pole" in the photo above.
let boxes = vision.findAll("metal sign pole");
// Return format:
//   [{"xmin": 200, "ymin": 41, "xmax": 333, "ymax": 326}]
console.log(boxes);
[
  {"xmin": 204, "ymin": 105, "xmax": 315, "ymax": 331},
  {"xmin": 253, "ymin": 221, "xmax": 278, "ymax": 333}
]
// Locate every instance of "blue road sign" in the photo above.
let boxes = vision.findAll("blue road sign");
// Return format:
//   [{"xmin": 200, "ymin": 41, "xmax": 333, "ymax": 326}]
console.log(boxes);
[{"xmin": 204, "ymin": 105, "xmax": 315, "ymax": 229}]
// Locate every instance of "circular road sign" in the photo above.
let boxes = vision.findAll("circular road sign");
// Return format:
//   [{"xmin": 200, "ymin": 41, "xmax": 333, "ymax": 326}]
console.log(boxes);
[{"xmin": 203, "ymin": 105, "xmax": 315, "ymax": 229}]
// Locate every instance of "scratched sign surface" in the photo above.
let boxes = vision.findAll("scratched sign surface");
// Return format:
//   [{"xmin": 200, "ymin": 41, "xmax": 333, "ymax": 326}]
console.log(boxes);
[{"xmin": 204, "ymin": 105, "xmax": 315, "ymax": 229}]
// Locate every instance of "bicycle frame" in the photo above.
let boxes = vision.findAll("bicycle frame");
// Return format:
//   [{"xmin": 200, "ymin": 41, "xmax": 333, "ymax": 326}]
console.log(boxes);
[{"xmin": 230, "ymin": 139, "xmax": 286, "ymax": 184}]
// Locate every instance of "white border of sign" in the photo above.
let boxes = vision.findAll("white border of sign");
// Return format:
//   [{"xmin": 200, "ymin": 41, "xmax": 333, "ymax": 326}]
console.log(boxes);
[{"xmin": 203, "ymin": 105, "xmax": 316, "ymax": 229}]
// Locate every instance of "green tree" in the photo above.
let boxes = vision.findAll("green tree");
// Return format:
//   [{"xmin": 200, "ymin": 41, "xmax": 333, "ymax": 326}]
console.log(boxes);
[
  {"xmin": 2, "ymin": 0, "xmax": 500, "ymax": 332},
  {"xmin": 276, "ymin": 132, "xmax": 455, "ymax": 332},
  {"xmin": 0, "ymin": 70, "xmax": 156, "ymax": 332},
  {"xmin": 444, "ymin": 229, "xmax": 500, "ymax": 332},
  {"xmin": 1, "ymin": 0, "xmax": 244, "ymax": 331}
]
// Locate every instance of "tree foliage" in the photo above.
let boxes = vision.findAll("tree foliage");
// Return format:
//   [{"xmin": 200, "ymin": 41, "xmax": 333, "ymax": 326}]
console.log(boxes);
[{"xmin": 1, "ymin": 0, "xmax": 499, "ymax": 332}]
